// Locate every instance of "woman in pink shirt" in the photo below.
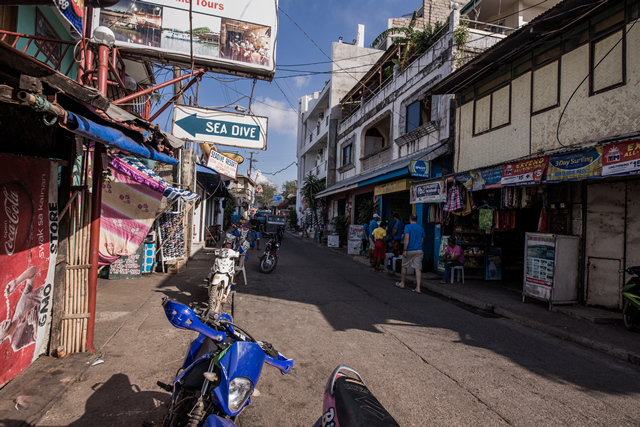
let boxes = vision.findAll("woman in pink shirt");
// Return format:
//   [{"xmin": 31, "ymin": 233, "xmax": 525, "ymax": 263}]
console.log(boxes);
[{"xmin": 440, "ymin": 237, "xmax": 465, "ymax": 283}]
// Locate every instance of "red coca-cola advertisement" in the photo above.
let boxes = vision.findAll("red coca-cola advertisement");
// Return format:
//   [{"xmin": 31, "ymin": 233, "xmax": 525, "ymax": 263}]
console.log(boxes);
[{"xmin": 0, "ymin": 154, "xmax": 58, "ymax": 387}]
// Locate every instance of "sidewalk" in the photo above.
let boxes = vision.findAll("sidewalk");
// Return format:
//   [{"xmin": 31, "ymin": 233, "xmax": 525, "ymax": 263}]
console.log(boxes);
[{"xmin": 291, "ymin": 231, "xmax": 640, "ymax": 366}]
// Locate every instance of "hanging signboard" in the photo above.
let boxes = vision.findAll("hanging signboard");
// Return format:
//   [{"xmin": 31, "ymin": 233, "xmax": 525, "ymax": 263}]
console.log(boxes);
[
  {"xmin": 456, "ymin": 165, "xmax": 503, "ymax": 191},
  {"xmin": 348, "ymin": 224, "xmax": 364, "ymax": 240},
  {"xmin": 374, "ymin": 179, "xmax": 413, "ymax": 196},
  {"xmin": 546, "ymin": 147, "xmax": 602, "ymax": 182},
  {"xmin": 0, "ymin": 154, "xmax": 58, "ymax": 388},
  {"xmin": 92, "ymin": 0, "xmax": 278, "ymax": 81},
  {"xmin": 501, "ymin": 156, "xmax": 548, "ymax": 186},
  {"xmin": 409, "ymin": 161, "xmax": 430, "ymax": 178},
  {"xmin": 108, "ymin": 244, "xmax": 144, "ymax": 279},
  {"xmin": 207, "ymin": 150, "xmax": 239, "ymax": 179},
  {"xmin": 411, "ymin": 179, "xmax": 445, "ymax": 204},
  {"xmin": 272, "ymin": 194, "xmax": 283, "ymax": 201},
  {"xmin": 602, "ymin": 140, "xmax": 640, "ymax": 177},
  {"xmin": 174, "ymin": 106, "xmax": 268, "ymax": 150}
]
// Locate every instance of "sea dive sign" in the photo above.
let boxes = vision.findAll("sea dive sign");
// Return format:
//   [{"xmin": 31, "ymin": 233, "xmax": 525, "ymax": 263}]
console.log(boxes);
[
  {"xmin": 174, "ymin": 105, "xmax": 268, "ymax": 150},
  {"xmin": 207, "ymin": 150, "xmax": 239, "ymax": 179}
]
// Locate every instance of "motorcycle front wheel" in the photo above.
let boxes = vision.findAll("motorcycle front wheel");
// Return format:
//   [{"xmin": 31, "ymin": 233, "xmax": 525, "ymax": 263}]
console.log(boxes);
[
  {"xmin": 259, "ymin": 253, "xmax": 278, "ymax": 274},
  {"xmin": 623, "ymin": 300, "xmax": 637, "ymax": 331},
  {"xmin": 209, "ymin": 281, "xmax": 227, "ymax": 313}
]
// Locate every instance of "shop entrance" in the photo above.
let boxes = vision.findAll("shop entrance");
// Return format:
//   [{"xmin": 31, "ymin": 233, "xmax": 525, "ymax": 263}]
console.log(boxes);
[{"xmin": 585, "ymin": 182, "xmax": 626, "ymax": 308}]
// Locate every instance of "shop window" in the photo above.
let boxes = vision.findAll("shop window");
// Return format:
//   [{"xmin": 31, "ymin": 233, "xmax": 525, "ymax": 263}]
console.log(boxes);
[
  {"xmin": 342, "ymin": 143, "xmax": 352, "ymax": 166},
  {"xmin": 531, "ymin": 60, "xmax": 560, "ymax": 114},
  {"xmin": 473, "ymin": 84, "xmax": 511, "ymax": 135},
  {"xmin": 591, "ymin": 29, "xmax": 625, "ymax": 95},
  {"xmin": 405, "ymin": 97, "xmax": 431, "ymax": 133}
]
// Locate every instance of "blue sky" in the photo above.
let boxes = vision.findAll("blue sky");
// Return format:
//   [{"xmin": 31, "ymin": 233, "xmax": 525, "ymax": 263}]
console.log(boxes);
[{"xmin": 152, "ymin": 0, "xmax": 421, "ymax": 191}]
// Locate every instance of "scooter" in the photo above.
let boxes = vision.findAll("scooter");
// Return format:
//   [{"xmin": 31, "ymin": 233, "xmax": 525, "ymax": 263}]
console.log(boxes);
[
  {"xmin": 259, "ymin": 233, "xmax": 280, "ymax": 274},
  {"xmin": 207, "ymin": 240, "xmax": 251, "ymax": 313},
  {"xmin": 158, "ymin": 298, "xmax": 293, "ymax": 427},
  {"xmin": 313, "ymin": 365, "xmax": 399, "ymax": 427},
  {"xmin": 621, "ymin": 266, "xmax": 640, "ymax": 331}
]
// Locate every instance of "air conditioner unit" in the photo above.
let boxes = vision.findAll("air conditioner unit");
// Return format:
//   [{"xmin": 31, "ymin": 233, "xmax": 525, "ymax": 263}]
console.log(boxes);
[{"xmin": 319, "ymin": 112, "xmax": 324, "ymax": 120}]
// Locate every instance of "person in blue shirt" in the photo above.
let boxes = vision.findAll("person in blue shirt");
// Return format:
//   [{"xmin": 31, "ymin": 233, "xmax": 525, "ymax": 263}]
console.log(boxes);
[
  {"xmin": 361, "ymin": 221, "xmax": 369, "ymax": 258},
  {"xmin": 395, "ymin": 213, "xmax": 425, "ymax": 293},
  {"xmin": 386, "ymin": 213, "xmax": 396, "ymax": 251},
  {"xmin": 391, "ymin": 212, "xmax": 405, "ymax": 256},
  {"xmin": 368, "ymin": 214, "xmax": 379, "ymax": 265}
]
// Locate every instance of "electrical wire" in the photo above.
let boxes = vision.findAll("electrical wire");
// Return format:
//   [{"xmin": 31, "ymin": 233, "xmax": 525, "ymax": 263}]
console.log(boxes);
[{"xmin": 260, "ymin": 161, "xmax": 297, "ymax": 175}]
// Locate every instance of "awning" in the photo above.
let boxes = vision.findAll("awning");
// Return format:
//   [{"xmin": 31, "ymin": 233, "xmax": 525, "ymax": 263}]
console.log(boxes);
[
  {"xmin": 111, "ymin": 154, "xmax": 199, "ymax": 201},
  {"xmin": 63, "ymin": 112, "xmax": 177, "ymax": 165},
  {"xmin": 316, "ymin": 142, "xmax": 449, "ymax": 198},
  {"xmin": 196, "ymin": 164, "xmax": 230, "ymax": 198}
]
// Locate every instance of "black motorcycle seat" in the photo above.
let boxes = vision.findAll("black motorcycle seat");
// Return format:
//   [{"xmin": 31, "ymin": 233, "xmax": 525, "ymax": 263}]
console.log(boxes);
[
  {"xmin": 628, "ymin": 266, "xmax": 640, "ymax": 276},
  {"xmin": 334, "ymin": 376, "xmax": 399, "ymax": 427}
]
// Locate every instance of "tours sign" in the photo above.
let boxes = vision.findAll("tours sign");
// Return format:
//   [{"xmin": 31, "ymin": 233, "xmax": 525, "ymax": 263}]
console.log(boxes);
[
  {"xmin": 92, "ymin": 0, "xmax": 279, "ymax": 81},
  {"xmin": 174, "ymin": 106, "xmax": 268, "ymax": 150}
]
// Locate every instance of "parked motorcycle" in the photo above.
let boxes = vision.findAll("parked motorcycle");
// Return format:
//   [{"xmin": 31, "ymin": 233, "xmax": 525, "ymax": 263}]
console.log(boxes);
[
  {"xmin": 158, "ymin": 298, "xmax": 293, "ymax": 427},
  {"xmin": 207, "ymin": 240, "xmax": 250, "ymax": 312},
  {"xmin": 313, "ymin": 365, "xmax": 399, "ymax": 427},
  {"xmin": 259, "ymin": 233, "xmax": 281, "ymax": 274},
  {"xmin": 621, "ymin": 266, "xmax": 640, "ymax": 331}
]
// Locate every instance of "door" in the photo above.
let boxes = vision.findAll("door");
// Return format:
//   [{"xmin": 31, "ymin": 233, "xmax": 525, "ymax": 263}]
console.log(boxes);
[{"xmin": 585, "ymin": 182, "xmax": 625, "ymax": 307}]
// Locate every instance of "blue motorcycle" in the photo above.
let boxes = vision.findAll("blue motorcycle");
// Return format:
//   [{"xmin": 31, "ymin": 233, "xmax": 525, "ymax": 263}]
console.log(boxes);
[{"xmin": 158, "ymin": 297, "xmax": 294, "ymax": 426}]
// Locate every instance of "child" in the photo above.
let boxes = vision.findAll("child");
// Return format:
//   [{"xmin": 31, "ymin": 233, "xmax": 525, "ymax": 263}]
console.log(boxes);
[{"xmin": 371, "ymin": 221, "xmax": 388, "ymax": 273}]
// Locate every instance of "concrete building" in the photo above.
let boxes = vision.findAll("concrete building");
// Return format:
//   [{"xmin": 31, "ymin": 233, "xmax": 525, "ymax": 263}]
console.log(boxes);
[
  {"xmin": 228, "ymin": 174, "xmax": 256, "ymax": 221},
  {"xmin": 432, "ymin": 0, "xmax": 640, "ymax": 306},
  {"xmin": 295, "ymin": 24, "xmax": 385, "ymax": 222}
]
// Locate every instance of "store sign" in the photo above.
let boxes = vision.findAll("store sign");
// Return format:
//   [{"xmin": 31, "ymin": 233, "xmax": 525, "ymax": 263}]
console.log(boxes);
[
  {"xmin": 374, "ymin": 179, "xmax": 413, "ymax": 196},
  {"xmin": 456, "ymin": 165, "xmax": 503, "ymax": 191},
  {"xmin": 602, "ymin": 140, "xmax": 640, "ymax": 177},
  {"xmin": 411, "ymin": 180, "xmax": 445, "ymax": 204},
  {"xmin": 501, "ymin": 156, "xmax": 548, "ymax": 186},
  {"xmin": 54, "ymin": 0, "xmax": 83, "ymax": 36},
  {"xmin": 348, "ymin": 224, "xmax": 364, "ymax": 240},
  {"xmin": 207, "ymin": 150, "xmax": 239, "ymax": 179},
  {"xmin": 174, "ymin": 106, "xmax": 268, "ymax": 150},
  {"xmin": 525, "ymin": 234, "xmax": 556, "ymax": 287},
  {"xmin": 92, "ymin": 0, "xmax": 279, "ymax": 80},
  {"xmin": 547, "ymin": 148, "xmax": 602, "ymax": 182},
  {"xmin": 272, "ymin": 194, "xmax": 283, "ymax": 201},
  {"xmin": 0, "ymin": 154, "xmax": 58, "ymax": 387},
  {"xmin": 409, "ymin": 161, "xmax": 430, "ymax": 178}
]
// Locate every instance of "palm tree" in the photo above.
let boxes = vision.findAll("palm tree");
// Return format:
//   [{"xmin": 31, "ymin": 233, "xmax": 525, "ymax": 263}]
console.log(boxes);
[
  {"xmin": 371, "ymin": 12, "xmax": 446, "ymax": 72},
  {"xmin": 301, "ymin": 173, "xmax": 326, "ymax": 230}
]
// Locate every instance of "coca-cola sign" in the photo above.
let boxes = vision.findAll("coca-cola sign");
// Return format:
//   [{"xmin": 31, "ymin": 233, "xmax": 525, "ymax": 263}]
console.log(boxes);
[{"xmin": 1, "ymin": 182, "xmax": 33, "ymax": 257}]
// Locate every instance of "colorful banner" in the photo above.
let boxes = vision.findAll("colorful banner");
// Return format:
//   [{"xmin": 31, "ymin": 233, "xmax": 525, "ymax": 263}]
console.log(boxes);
[
  {"xmin": 547, "ymin": 147, "xmax": 602, "ymax": 182},
  {"xmin": 456, "ymin": 165, "xmax": 503, "ymax": 191},
  {"xmin": 602, "ymin": 140, "xmax": 640, "ymax": 177},
  {"xmin": 54, "ymin": 0, "xmax": 83, "ymax": 37},
  {"xmin": 501, "ymin": 156, "xmax": 548, "ymax": 186},
  {"xmin": 0, "ymin": 154, "xmax": 58, "ymax": 387},
  {"xmin": 348, "ymin": 224, "xmax": 364, "ymax": 240},
  {"xmin": 525, "ymin": 234, "xmax": 556, "ymax": 287},
  {"xmin": 409, "ymin": 161, "xmax": 430, "ymax": 178},
  {"xmin": 411, "ymin": 180, "xmax": 445, "ymax": 204}
]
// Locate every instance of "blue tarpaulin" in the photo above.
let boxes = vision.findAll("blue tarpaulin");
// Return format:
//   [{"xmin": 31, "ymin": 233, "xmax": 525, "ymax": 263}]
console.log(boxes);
[
  {"xmin": 65, "ymin": 112, "xmax": 177, "ymax": 165},
  {"xmin": 196, "ymin": 164, "xmax": 229, "ymax": 198}
]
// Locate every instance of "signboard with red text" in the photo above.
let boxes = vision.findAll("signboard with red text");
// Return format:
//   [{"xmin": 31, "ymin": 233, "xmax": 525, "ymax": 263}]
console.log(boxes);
[
  {"xmin": 0, "ymin": 154, "xmax": 58, "ymax": 387},
  {"xmin": 501, "ymin": 156, "xmax": 548, "ymax": 186}
]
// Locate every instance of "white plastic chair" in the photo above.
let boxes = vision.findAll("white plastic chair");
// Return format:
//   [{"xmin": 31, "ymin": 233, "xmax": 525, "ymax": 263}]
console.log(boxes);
[
  {"xmin": 236, "ymin": 255, "xmax": 248, "ymax": 286},
  {"xmin": 451, "ymin": 266, "xmax": 465, "ymax": 284}
]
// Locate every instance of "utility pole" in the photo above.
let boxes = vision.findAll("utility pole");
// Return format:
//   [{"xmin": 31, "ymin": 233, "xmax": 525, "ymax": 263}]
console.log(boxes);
[{"xmin": 248, "ymin": 151, "xmax": 259, "ymax": 178}]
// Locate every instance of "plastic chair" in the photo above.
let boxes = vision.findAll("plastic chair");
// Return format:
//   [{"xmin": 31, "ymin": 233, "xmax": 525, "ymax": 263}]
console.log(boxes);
[
  {"xmin": 236, "ymin": 255, "xmax": 248, "ymax": 286},
  {"xmin": 451, "ymin": 266, "xmax": 465, "ymax": 284}
]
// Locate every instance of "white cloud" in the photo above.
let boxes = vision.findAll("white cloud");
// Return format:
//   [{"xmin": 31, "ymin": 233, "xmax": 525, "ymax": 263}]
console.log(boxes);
[
  {"xmin": 292, "ymin": 75, "xmax": 311, "ymax": 88},
  {"xmin": 251, "ymin": 97, "xmax": 298, "ymax": 136},
  {"xmin": 250, "ymin": 169, "xmax": 276, "ymax": 187}
]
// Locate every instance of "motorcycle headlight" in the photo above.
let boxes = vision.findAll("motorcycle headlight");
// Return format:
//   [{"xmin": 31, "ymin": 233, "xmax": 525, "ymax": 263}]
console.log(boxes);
[{"xmin": 228, "ymin": 377, "xmax": 253, "ymax": 412}]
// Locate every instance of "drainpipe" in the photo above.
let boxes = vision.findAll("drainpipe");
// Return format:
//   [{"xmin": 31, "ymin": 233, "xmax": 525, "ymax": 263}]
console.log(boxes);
[{"xmin": 86, "ymin": 32, "xmax": 112, "ymax": 353}]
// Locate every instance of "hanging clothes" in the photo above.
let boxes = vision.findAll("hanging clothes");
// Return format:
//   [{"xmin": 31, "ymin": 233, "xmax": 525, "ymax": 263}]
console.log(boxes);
[
  {"xmin": 478, "ymin": 209, "xmax": 493, "ymax": 232},
  {"xmin": 444, "ymin": 185, "xmax": 464, "ymax": 212}
]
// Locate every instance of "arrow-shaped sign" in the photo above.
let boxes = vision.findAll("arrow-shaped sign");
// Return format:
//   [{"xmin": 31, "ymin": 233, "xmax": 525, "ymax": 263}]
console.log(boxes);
[{"xmin": 175, "ymin": 115, "xmax": 261, "ymax": 141}]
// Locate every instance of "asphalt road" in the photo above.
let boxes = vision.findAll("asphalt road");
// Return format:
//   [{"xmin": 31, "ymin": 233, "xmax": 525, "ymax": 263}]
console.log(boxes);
[
  {"xmin": 237, "ymin": 234, "xmax": 640, "ymax": 426},
  {"xmin": 33, "ymin": 234, "xmax": 640, "ymax": 427}
]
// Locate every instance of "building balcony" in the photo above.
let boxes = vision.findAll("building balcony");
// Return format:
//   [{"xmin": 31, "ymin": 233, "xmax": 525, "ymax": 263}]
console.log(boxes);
[{"xmin": 360, "ymin": 146, "xmax": 391, "ymax": 173}]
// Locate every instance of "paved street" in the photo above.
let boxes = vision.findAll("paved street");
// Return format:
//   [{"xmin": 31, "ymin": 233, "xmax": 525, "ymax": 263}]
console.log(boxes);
[{"xmin": 26, "ymin": 233, "xmax": 640, "ymax": 426}]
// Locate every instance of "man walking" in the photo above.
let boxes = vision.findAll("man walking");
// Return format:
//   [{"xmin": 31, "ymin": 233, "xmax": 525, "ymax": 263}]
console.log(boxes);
[
  {"xmin": 249, "ymin": 213, "xmax": 261, "ymax": 250},
  {"xmin": 395, "ymin": 214, "xmax": 425, "ymax": 293},
  {"xmin": 391, "ymin": 212, "xmax": 404, "ymax": 256}
]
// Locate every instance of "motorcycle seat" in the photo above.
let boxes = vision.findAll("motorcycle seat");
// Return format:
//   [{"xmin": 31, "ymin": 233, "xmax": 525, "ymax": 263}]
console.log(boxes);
[{"xmin": 334, "ymin": 376, "xmax": 399, "ymax": 427}]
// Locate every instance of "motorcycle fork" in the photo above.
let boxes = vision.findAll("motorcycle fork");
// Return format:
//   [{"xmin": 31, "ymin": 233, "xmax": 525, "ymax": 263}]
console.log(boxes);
[{"xmin": 187, "ymin": 358, "xmax": 217, "ymax": 426}]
